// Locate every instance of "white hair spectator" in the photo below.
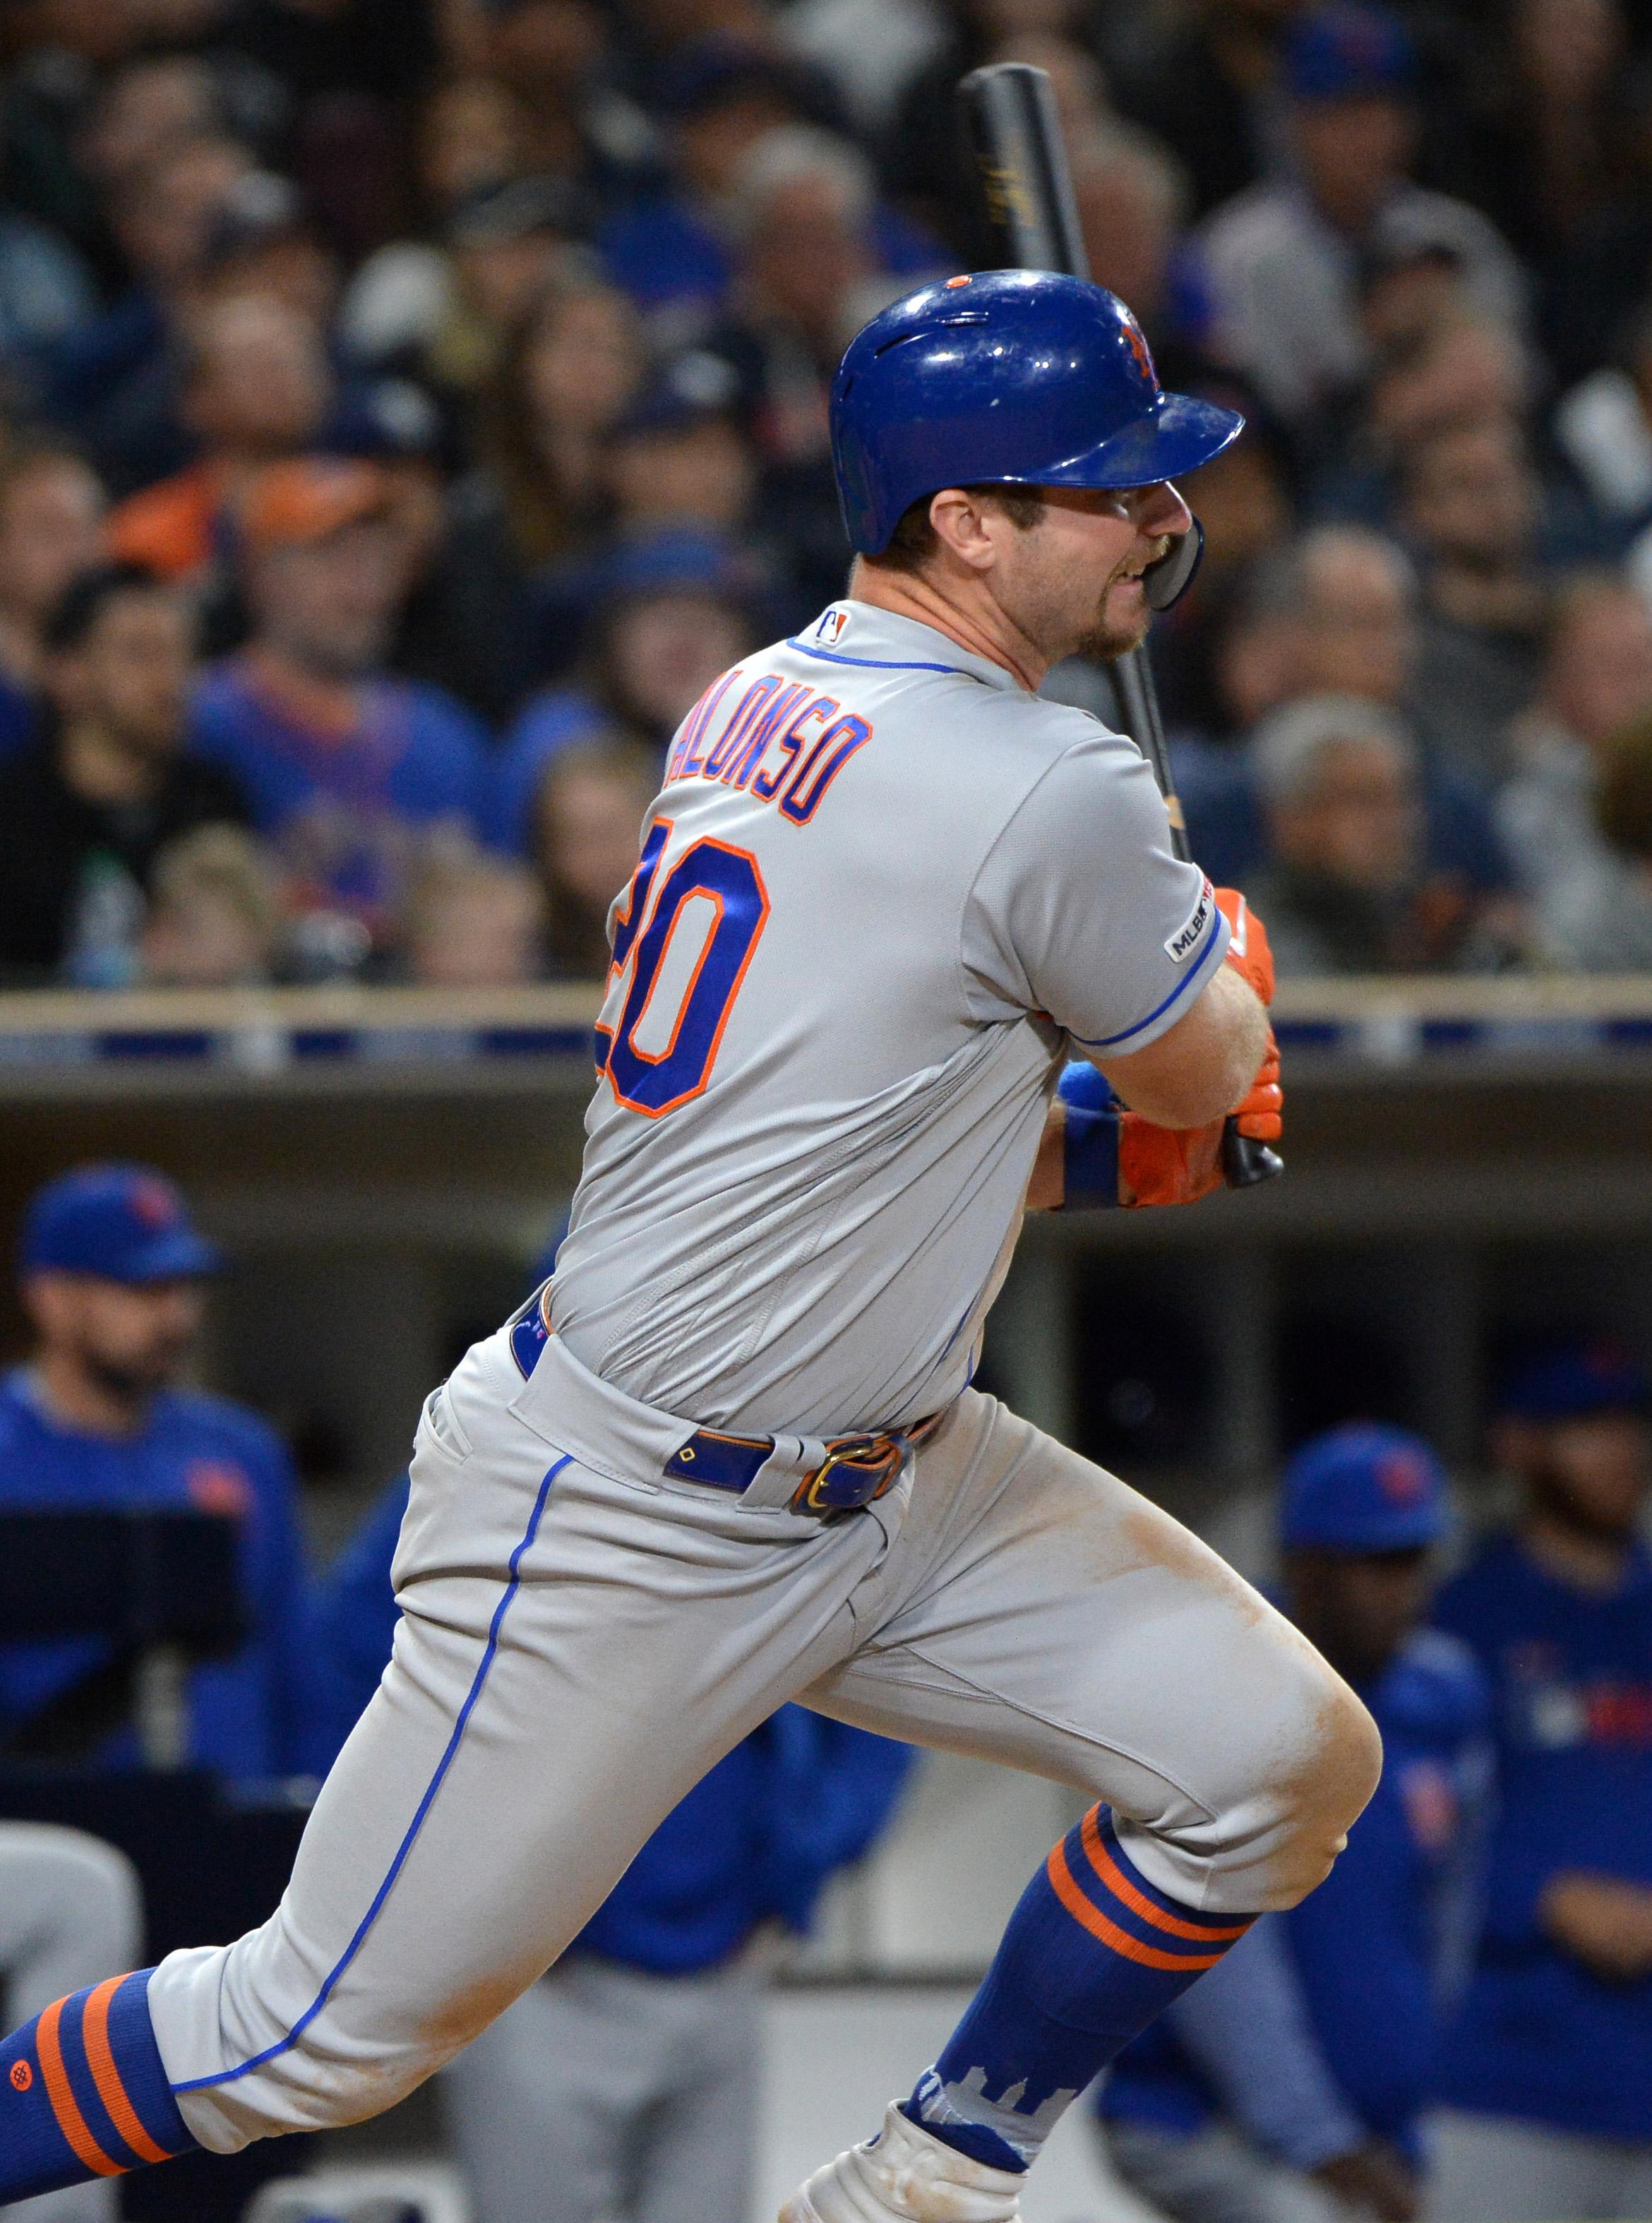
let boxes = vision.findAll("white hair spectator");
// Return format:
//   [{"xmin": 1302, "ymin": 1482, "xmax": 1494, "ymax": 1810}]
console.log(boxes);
[
  {"xmin": 1251, "ymin": 693, "xmax": 1418, "ymax": 808},
  {"xmin": 729, "ymin": 125, "xmax": 875, "ymax": 240}
]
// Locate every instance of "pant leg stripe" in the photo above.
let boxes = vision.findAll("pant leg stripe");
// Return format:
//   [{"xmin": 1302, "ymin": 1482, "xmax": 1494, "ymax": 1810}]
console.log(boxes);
[
  {"xmin": 174, "ymin": 1453, "xmax": 573, "ymax": 2095},
  {"xmin": 80, "ymin": 1980, "xmax": 172, "ymax": 2165},
  {"xmin": 36, "ymin": 1999, "xmax": 122, "ymax": 2178},
  {"xmin": 1078, "ymin": 1810, "xmax": 1252, "ymax": 1943},
  {"xmin": 1046, "ymin": 1842, "xmax": 1226, "ymax": 1973}
]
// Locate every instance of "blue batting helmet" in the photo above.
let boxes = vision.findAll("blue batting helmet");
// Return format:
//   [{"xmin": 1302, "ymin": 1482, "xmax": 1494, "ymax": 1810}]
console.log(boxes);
[{"xmin": 830, "ymin": 270, "xmax": 1245, "ymax": 556}]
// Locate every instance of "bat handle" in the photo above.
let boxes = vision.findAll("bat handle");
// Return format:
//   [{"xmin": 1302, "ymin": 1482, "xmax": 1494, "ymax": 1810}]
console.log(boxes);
[{"xmin": 1222, "ymin": 1120, "xmax": 1283, "ymax": 1190}]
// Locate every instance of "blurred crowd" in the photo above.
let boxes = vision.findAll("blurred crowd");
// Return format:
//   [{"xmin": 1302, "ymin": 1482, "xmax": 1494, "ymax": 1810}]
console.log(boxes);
[{"xmin": 4, "ymin": 0, "xmax": 1652, "ymax": 984}]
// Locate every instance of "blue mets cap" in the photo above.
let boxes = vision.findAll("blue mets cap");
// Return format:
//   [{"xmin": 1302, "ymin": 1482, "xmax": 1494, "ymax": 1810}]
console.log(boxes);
[
  {"xmin": 1499, "ymin": 1341, "xmax": 1652, "ymax": 1423},
  {"xmin": 20, "ymin": 1164, "xmax": 222, "ymax": 1285},
  {"xmin": 1280, "ymin": 1423, "xmax": 1449, "ymax": 1552},
  {"xmin": 1285, "ymin": 4, "xmax": 1415, "ymax": 100}
]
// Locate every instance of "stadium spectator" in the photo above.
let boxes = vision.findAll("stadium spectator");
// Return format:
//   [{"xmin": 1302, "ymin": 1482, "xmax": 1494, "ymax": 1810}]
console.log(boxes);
[
  {"xmin": 421, "ymin": 262, "xmax": 648, "ymax": 718},
  {"xmin": 194, "ymin": 169, "xmax": 342, "ymax": 337},
  {"xmin": 73, "ymin": 54, "xmax": 225, "ymax": 227},
  {"xmin": 0, "ymin": 140, "xmax": 95, "ymax": 407},
  {"xmin": 1167, "ymin": 532, "xmax": 1521, "ymax": 905},
  {"xmin": 698, "ymin": 122, "xmax": 916, "ymax": 611},
  {"xmin": 1528, "ymin": 712, "xmax": 1652, "ymax": 970},
  {"xmin": 1553, "ymin": 298, "xmax": 1652, "ymax": 599},
  {"xmin": 1459, "ymin": 0, "xmax": 1639, "ymax": 267},
  {"xmin": 597, "ymin": 43, "xmax": 815, "ymax": 325},
  {"xmin": 1431, "ymin": 1343, "xmax": 1652, "ymax": 2221},
  {"xmin": 1099, "ymin": 1425, "xmax": 1488, "ymax": 2223},
  {"xmin": 105, "ymin": 294, "xmax": 334, "ymax": 585},
  {"xmin": 0, "ymin": 1163, "xmax": 316, "ymax": 1782},
  {"xmin": 1398, "ymin": 424, "xmax": 1552, "ymax": 702},
  {"xmin": 1281, "ymin": 523, "xmax": 1532, "ymax": 780},
  {"xmin": 1195, "ymin": 4, "xmax": 1525, "ymax": 433},
  {"xmin": 1497, "ymin": 575, "xmax": 1652, "ymax": 943},
  {"xmin": 417, "ymin": 74, "xmax": 529, "ymax": 210},
  {"xmin": 479, "ymin": 0, "xmax": 645, "ymax": 188},
  {"xmin": 188, "ymin": 457, "xmax": 491, "ymax": 947},
  {"xmin": 880, "ymin": 0, "xmax": 1107, "ymax": 255},
  {"xmin": 602, "ymin": 40, "xmax": 935, "ymax": 330},
  {"xmin": 0, "ymin": 564, "xmax": 247, "ymax": 987},
  {"xmin": 603, "ymin": 360, "xmax": 757, "ymax": 543},
  {"xmin": 1244, "ymin": 693, "xmax": 1516, "ymax": 974},
  {"xmin": 1107, "ymin": 0, "xmax": 1300, "ymax": 222},
  {"xmin": 532, "ymin": 737, "xmax": 659, "ymax": 976},
  {"xmin": 782, "ymin": 0, "xmax": 947, "ymax": 137},
  {"xmin": 0, "ymin": 1824, "xmax": 142, "ymax": 2223},
  {"xmin": 309, "ymin": 1438, "xmax": 912, "ymax": 2223},
  {"xmin": 490, "ymin": 529, "xmax": 759, "ymax": 853},
  {"xmin": 47, "ymin": 132, "xmax": 256, "ymax": 497},
  {"xmin": 0, "ymin": 441, "xmax": 107, "ymax": 760},
  {"xmin": 139, "ymin": 823, "xmax": 283, "ymax": 988},
  {"xmin": 399, "ymin": 833, "xmax": 548, "ymax": 985}
]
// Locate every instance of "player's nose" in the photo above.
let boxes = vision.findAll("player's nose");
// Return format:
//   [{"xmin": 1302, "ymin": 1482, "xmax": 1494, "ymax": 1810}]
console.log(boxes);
[{"xmin": 1129, "ymin": 479, "xmax": 1193, "ymax": 541}]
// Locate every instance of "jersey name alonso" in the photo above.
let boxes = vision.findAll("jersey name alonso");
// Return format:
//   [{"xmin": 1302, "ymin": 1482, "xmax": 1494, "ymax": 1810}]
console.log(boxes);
[{"xmin": 549, "ymin": 600, "xmax": 1228, "ymax": 1437}]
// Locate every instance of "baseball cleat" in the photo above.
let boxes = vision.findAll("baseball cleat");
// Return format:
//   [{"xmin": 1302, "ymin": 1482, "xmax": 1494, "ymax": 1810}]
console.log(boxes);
[{"xmin": 779, "ymin": 2100, "xmax": 1024, "ymax": 2222}]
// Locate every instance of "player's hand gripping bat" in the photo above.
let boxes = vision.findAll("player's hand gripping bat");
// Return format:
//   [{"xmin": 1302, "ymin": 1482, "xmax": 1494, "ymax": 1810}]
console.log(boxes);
[{"xmin": 957, "ymin": 61, "xmax": 1283, "ymax": 1191}]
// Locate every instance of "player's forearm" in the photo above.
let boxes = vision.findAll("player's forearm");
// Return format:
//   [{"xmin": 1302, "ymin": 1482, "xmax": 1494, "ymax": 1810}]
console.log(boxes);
[{"xmin": 1093, "ymin": 964, "xmax": 1269, "ymax": 1130}]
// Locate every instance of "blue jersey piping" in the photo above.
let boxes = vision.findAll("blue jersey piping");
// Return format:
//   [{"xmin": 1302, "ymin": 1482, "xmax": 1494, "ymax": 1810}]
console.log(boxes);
[
  {"xmin": 172, "ymin": 1452, "xmax": 573, "ymax": 2093},
  {"xmin": 1072, "ymin": 916, "xmax": 1227, "ymax": 1053}
]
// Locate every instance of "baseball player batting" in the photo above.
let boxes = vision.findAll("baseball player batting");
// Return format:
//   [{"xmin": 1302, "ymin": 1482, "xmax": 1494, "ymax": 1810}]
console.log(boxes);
[{"xmin": 0, "ymin": 270, "xmax": 1380, "ymax": 2223}]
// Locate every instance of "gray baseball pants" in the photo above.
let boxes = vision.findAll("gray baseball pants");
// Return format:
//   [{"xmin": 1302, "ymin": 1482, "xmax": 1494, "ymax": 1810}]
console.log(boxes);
[
  {"xmin": 441, "ymin": 1948, "xmax": 763, "ymax": 2223},
  {"xmin": 146, "ymin": 1320, "xmax": 1376, "ymax": 2152},
  {"xmin": 0, "ymin": 1826, "xmax": 143, "ymax": 2223},
  {"xmin": 1427, "ymin": 2109, "xmax": 1652, "ymax": 2220},
  {"xmin": 1103, "ymin": 2121, "xmax": 1349, "ymax": 2223}
]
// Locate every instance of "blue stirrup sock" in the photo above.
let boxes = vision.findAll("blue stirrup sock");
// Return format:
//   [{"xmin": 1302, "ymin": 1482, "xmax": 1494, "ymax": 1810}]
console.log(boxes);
[
  {"xmin": 0, "ymin": 1970, "xmax": 197, "ymax": 2203},
  {"xmin": 904, "ymin": 1806, "xmax": 1256, "ymax": 2172}
]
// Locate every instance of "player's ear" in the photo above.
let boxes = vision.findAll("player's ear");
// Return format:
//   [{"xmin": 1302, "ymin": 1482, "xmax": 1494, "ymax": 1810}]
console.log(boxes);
[{"xmin": 927, "ymin": 487, "xmax": 998, "ymax": 574}]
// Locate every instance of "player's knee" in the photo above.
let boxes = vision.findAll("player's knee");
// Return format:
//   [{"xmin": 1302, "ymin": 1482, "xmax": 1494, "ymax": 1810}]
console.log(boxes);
[{"xmin": 1265, "ymin": 1658, "xmax": 1382, "ymax": 1908}]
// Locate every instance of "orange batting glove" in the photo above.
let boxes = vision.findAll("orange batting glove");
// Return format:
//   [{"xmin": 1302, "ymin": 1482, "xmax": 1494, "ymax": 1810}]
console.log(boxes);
[
  {"xmin": 1118, "ymin": 1028, "xmax": 1283, "ymax": 1206},
  {"xmin": 1216, "ymin": 888, "xmax": 1274, "ymax": 1007},
  {"xmin": 1118, "ymin": 1112, "xmax": 1226, "ymax": 1208},
  {"xmin": 1235, "ymin": 1031, "xmax": 1283, "ymax": 1142}
]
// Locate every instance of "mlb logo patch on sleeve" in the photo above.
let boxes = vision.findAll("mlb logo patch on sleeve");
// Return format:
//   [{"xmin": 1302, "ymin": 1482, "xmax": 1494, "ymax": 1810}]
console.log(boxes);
[
  {"xmin": 815, "ymin": 607, "xmax": 851, "ymax": 645},
  {"xmin": 1164, "ymin": 877, "xmax": 1214, "ymax": 964}
]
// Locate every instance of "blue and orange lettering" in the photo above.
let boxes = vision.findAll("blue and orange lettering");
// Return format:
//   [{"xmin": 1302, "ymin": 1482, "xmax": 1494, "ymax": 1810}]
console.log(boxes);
[
  {"xmin": 666, "ymin": 669, "xmax": 741, "ymax": 781},
  {"xmin": 698, "ymin": 675, "xmax": 777, "ymax": 781},
  {"xmin": 753, "ymin": 695, "xmax": 835, "ymax": 800},
  {"xmin": 722, "ymin": 681, "xmax": 813, "ymax": 789},
  {"xmin": 779, "ymin": 715, "xmax": 873, "ymax": 824}
]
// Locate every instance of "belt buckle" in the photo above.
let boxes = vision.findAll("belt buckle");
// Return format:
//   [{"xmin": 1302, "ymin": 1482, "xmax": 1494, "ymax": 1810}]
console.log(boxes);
[{"xmin": 791, "ymin": 1433, "xmax": 908, "ymax": 1521}]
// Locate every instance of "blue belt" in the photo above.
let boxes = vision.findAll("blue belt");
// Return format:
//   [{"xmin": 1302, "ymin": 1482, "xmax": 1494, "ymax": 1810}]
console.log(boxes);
[{"xmin": 507, "ymin": 1283, "xmax": 933, "ymax": 1520}]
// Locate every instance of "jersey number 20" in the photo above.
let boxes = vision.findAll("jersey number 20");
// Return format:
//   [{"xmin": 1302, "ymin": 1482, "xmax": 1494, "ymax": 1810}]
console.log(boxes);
[{"xmin": 599, "ymin": 820, "xmax": 770, "ymax": 1116}]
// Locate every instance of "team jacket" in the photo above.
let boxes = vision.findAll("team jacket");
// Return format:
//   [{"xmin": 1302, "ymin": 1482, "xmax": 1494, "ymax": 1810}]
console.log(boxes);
[
  {"xmin": 0, "ymin": 1367, "xmax": 318, "ymax": 1782},
  {"xmin": 1434, "ymin": 1534, "xmax": 1652, "ymax": 2140}
]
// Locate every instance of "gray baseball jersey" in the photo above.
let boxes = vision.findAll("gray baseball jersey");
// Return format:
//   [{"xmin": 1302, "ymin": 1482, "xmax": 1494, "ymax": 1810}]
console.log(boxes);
[{"xmin": 552, "ymin": 598, "xmax": 1228, "ymax": 1437}]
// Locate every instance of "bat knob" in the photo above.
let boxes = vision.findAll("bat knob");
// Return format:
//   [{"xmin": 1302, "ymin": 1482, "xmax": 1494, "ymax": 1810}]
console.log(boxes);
[{"xmin": 1221, "ymin": 1122, "xmax": 1284, "ymax": 1190}]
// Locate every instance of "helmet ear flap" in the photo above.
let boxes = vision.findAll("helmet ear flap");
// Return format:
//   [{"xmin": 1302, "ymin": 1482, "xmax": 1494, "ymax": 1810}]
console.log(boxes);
[{"xmin": 1142, "ymin": 516, "xmax": 1204, "ymax": 611}]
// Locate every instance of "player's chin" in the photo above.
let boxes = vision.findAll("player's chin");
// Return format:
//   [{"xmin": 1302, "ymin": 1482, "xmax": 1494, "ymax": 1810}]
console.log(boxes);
[{"xmin": 1079, "ymin": 586, "xmax": 1151, "ymax": 664}]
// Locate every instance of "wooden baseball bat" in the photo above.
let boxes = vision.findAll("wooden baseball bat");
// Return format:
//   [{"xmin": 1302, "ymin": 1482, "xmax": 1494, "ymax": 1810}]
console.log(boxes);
[{"xmin": 957, "ymin": 61, "xmax": 1283, "ymax": 1190}]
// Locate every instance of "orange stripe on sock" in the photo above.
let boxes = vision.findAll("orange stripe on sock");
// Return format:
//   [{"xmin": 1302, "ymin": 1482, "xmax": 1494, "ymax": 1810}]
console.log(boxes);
[
  {"xmin": 1046, "ymin": 1841, "xmax": 1227, "ymax": 1973},
  {"xmin": 1078, "ymin": 1809, "xmax": 1251, "ymax": 1943},
  {"xmin": 35, "ymin": 1999, "xmax": 122, "ymax": 2179},
  {"xmin": 80, "ymin": 1980, "xmax": 171, "ymax": 2167}
]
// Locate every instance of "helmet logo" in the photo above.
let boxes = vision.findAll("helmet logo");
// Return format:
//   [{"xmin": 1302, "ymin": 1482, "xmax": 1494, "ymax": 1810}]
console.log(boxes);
[
  {"xmin": 1122, "ymin": 314, "xmax": 1158, "ymax": 390},
  {"xmin": 945, "ymin": 275, "xmax": 972, "ymax": 289}
]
